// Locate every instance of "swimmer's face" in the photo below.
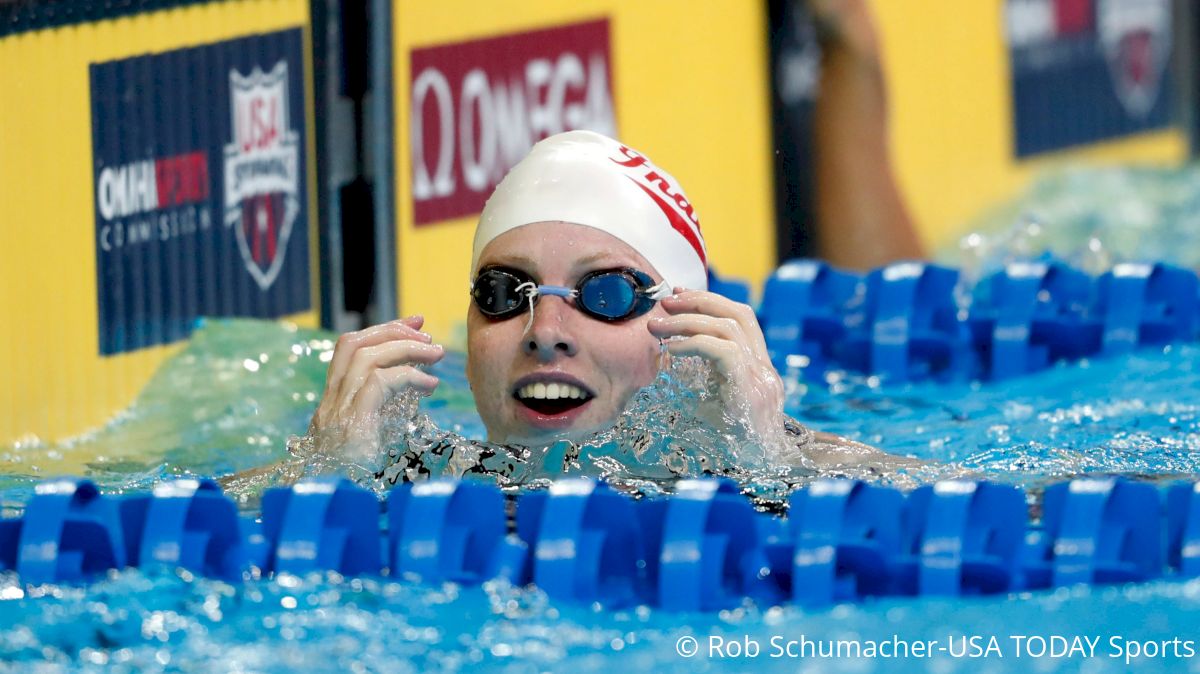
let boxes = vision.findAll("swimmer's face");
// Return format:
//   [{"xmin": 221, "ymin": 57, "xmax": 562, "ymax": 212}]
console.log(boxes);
[{"xmin": 466, "ymin": 221, "xmax": 665, "ymax": 445}]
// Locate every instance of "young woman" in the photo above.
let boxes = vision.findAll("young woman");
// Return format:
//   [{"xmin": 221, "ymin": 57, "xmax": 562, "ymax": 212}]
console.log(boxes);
[{"xmin": 308, "ymin": 130, "xmax": 892, "ymax": 472}]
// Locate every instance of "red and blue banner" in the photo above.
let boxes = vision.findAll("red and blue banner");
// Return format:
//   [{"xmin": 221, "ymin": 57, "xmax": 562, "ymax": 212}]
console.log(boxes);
[
  {"xmin": 90, "ymin": 28, "xmax": 311, "ymax": 355},
  {"xmin": 1005, "ymin": 0, "xmax": 1173, "ymax": 156}
]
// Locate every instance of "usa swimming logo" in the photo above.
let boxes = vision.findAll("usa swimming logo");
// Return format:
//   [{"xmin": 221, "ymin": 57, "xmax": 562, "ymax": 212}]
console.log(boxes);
[
  {"xmin": 1098, "ymin": 0, "xmax": 1170, "ymax": 117},
  {"xmin": 224, "ymin": 61, "xmax": 301, "ymax": 291}
]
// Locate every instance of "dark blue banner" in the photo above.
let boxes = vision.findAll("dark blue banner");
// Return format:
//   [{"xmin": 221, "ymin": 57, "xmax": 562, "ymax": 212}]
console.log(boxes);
[
  {"xmin": 90, "ymin": 28, "xmax": 311, "ymax": 355},
  {"xmin": 1006, "ymin": 0, "xmax": 1172, "ymax": 156}
]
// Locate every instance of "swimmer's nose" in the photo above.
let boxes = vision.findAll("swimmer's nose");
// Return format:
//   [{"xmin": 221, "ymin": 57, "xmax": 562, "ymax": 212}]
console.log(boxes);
[{"xmin": 523, "ymin": 295, "xmax": 578, "ymax": 360}]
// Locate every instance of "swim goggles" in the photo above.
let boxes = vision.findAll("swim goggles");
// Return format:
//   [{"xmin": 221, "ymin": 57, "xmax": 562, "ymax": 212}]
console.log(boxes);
[{"xmin": 471, "ymin": 266, "xmax": 671, "ymax": 324}]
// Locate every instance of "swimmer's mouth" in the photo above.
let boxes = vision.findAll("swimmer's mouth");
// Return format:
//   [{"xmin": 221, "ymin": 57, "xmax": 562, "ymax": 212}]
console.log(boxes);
[{"xmin": 512, "ymin": 379, "xmax": 594, "ymax": 416}]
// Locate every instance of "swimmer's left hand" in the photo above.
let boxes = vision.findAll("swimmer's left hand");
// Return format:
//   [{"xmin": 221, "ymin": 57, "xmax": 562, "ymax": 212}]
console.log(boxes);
[{"xmin": 648, "ymin": 289, "xmax": 785, "ymax": 440}]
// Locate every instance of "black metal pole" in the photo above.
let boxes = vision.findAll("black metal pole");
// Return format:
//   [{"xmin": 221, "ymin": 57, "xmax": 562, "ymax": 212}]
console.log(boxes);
[{"xmin": 369, "ymin": 0, "xmax": 396, "ymax": 323}]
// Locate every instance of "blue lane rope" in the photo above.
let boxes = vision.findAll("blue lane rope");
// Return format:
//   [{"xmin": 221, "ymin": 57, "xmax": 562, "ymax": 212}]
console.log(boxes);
[
  {"xmin": 783, "ymin": 480, "xmax": 902, "ymax": 605},
  {"xmin": 3, "ymin": 259, "xmax": 1197, "ymax": 602},
  {"xmin": 261, "ymin": 477, "xmax": 381, "ymax": 577},
  {"xmin": 732, "ymin": 257, "xmax": 1200, "ymax": 384},
  {"xmin": 387, "ymin": 480, "xmax": 522, "ymax": 584},
  {"xmin": 119, "ymin": 478, "xmax": 243, "ymax": 582},
  {"xmin": 3, "ymin": 475, "xmax": 1200, "ymax": 611}
]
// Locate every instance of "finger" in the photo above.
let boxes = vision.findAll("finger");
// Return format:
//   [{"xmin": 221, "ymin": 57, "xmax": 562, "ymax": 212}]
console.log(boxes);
[
  {"xmin": 662, "ymin": 290, "xmax": 769, "ymax": 357},
  {"xmin": 335, "ymin": 341, "xmax": 444, "ymax": 416},
  {"xmin": 348, "ymin": 365, "xmax": 440, "ymax": 420},
  {"xmin": 647, "ymin": 313, "xmax": 746, "ymax": 345},
  {"xmin": 315, "ymin": 321, "xmax": 435, "ymax": 428},
  {"xmin": 661, "ymin": 334, "xmax": 743, "ymax": 376},
  {"xmin": 325, "ymin": 317, "xmax": 429, "ymax": 398}
]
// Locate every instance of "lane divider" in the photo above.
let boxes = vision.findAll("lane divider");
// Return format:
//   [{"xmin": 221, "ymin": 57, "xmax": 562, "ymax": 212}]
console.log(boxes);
[
  {"xmin": 727, "ymin": 258, "xmax": 1200, "ymax": 383},
  {"xmin": 262, "ymin": 477, "xmax": 381, "ymax": 577},
  {"xmin": 120, "ymin": 478, "xmax": 243, "ymax": 582},
  {"xmin": 3, "ymin": 476, "xmax": 1200, "ymax": 611}
]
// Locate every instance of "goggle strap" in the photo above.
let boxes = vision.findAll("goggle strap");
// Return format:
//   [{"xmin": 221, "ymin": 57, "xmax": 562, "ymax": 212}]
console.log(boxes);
[
  {"xmin": 515, "ymin": 281, "xmax": 539, "ymax": 334},
  {"xmin": 515, "ymin": 280, "xmax": 539, "ymax": 298},
  {"xmin": 644, "ymin": 281, "xmax": 672, "ymax": 300},
  {"xmin": 536, "ymin": 285, "xmax": 576, "ymax": 298}
]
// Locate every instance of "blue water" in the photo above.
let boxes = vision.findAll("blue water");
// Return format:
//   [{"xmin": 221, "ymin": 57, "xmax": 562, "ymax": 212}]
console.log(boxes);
[
  {"xmin": 2, "ymin": 319, "xmax": 1200, "ymax": 673},
  {"xmin": 5, "ymin": 165, "xmax": 1200, "ymax": 672},
  {"xmin": 4, "ymin": 565, "xmax": 1200, "ymax": 673}
]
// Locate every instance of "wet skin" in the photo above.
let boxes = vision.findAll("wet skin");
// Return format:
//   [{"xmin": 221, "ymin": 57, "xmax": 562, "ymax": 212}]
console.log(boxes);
[
  {"xmin": 466, "ymin": 221, "xmax": 668, "ymax": 445},
  {"xmin": 307, "ymin": 220, "xmax": 790, "ymax": 456}
]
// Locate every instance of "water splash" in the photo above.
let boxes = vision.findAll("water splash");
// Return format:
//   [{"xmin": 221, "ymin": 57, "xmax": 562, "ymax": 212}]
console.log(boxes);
[
  {"xmin": 946, "ymin": 164, "xmax": 1200, "ymax": 271},
  {"xmin": 263, "ymin": 347, "xmax": 946, "ymax": 512},
  {"xmin": 8, "ymin": 308, "xmax": 1194, "ymax": 513},
  {"xmin": 7, "ymin": 165, "xmax": 1200, "ymax": 674}
]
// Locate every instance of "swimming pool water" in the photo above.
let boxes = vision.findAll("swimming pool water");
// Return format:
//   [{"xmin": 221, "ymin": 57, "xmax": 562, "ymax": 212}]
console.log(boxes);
[
  {"xmin": 5, "ymin": 165, "xmax": 1200, "ymax": 673},
  {"xmin": 955, "ymin": 165, "xmax": 1200, "ymax": 275},
  {"xmin": 4, "ymin": 561, "xmax": 1200, "ymax": 673},
  {"xmin": 2, "ymin": 316, "xmax": 1200, "ymax": 673}
]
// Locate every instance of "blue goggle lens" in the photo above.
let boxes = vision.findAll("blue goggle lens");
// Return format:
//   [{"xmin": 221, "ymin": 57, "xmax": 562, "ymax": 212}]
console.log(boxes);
[{"xmin": 578, "ymin": 271, "xmax": 640, "ymax": 319}]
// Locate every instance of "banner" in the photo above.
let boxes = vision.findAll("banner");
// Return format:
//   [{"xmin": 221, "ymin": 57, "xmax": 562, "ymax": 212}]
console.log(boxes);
[
  {"xmin": 1005, "ymin": 0, "xmax": 1172, "ymax": 156},
  {"xmin": 394, "ymin": 2, "xmax": 777, "ymax": 344},
  {"xmin": 91, "ymin": 29, "xmax": 312, "ymax": 355},
  {"xmin": 409, "ymin": 19, "xmax": 615, "ymax": 225},
  {"xmin": 0, "ymin": 0, "xmax": 315, "ymax": 445}
]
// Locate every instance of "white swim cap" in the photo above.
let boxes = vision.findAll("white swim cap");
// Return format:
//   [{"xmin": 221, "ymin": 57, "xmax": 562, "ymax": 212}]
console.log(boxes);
[{"xmin": 472, "ymin": 130, "xmax": 708, "ymax": 291}]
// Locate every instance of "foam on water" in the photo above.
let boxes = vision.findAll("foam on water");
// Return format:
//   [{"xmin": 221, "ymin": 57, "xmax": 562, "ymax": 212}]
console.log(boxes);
[
  {"xmin": 5, "ymin": 560, "xmax": 1200, "ymax": 673},
  {"xmin": 261, "ymin": 339, "xmax": 947, "ymax": 512},
  {"xmin": 3, "ymin": 319, "xmax": 1198, "ymax": 510},
  {"xmin": 2, "ymin": 346, "xmax": 1198, "ymax": 674},
  {"xmin": 953, "ymin": 165, "xmax": 1200, "ymax": 272}
]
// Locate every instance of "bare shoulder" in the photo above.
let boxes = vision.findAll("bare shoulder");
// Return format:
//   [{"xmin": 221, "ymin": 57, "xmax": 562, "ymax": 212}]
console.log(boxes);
[{"xmin": 784, "ymin": 419, "xmax": 929, "ymax": 478}]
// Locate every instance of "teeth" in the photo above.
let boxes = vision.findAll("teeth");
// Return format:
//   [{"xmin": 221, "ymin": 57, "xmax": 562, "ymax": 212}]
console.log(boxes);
[{"xmin": 518, "ymin": 382, "xmax": 589, "ymax": 400}]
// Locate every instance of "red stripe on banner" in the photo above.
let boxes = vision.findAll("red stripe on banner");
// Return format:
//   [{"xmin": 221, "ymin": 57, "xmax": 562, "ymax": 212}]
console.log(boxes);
[
  {"xmin": 1054, "ymin": 0, "xmax": 1092, "ymax": 35},
  {"xmin": 629, "ymin": 179, "xmax": 707, "ymax": 267}
]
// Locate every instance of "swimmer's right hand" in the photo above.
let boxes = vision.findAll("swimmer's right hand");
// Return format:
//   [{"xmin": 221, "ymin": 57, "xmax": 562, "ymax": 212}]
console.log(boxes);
[{"xmin": 308, "ymin": 315, "xmax": 445, "ymax": 459}]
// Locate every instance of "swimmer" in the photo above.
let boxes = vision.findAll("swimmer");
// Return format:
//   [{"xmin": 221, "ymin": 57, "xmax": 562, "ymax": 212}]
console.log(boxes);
[{"xmin": 307, "ymin": 130, "xmax": 902, "ymax": 473}]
